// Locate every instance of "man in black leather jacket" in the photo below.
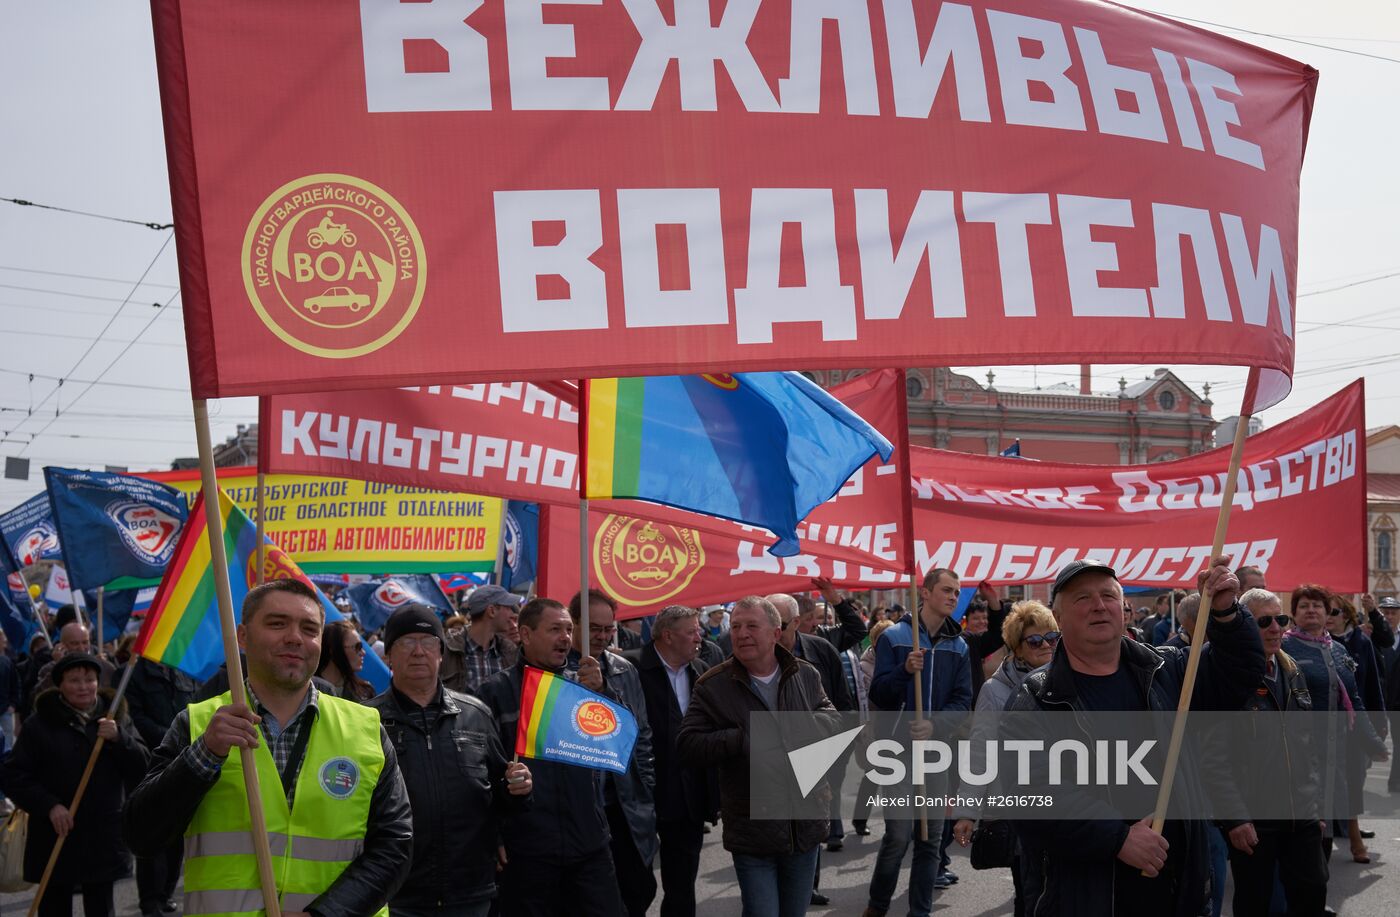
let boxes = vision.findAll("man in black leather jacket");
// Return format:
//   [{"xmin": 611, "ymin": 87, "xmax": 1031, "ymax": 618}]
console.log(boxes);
[
  {"xmin": 477, "ymin": 597, "xmax": 628, "ymax": 917},
  {"xmin": 367, "ymin": 604, "xmax": 532, "ymax": 917}
]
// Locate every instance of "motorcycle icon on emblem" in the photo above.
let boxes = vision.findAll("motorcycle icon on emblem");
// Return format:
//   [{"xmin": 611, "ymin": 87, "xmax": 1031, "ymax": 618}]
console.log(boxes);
[{"xmin": 307, "ymin": 211, "xmax": 357, "ymax": 249}]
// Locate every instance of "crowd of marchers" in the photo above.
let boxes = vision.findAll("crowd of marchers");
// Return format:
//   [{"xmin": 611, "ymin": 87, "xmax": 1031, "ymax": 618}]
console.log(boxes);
[{"xmin": 0, "ymin": 560, "xmax": 1395, "ymax": 917}]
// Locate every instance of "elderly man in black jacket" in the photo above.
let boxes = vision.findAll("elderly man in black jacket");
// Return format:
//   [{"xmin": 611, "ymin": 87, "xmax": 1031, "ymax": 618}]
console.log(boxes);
[
  {"xmin": 477, "ymin": 597, "xmax": 628, "ymax": 917},
  {"xmin": 568, "ymin": 589, "xmax": 658, "ymax": 917},
  {"xmin": 367, "ymin": 605, "xmax": 532, "ymax": 917},
  {"xmin": 1008, "ymin": 557, "xmax": 1265, "ymax": 917},
  {"xmin": 625, "ymin": 605, "xmax": 721, "ymax": 917}
]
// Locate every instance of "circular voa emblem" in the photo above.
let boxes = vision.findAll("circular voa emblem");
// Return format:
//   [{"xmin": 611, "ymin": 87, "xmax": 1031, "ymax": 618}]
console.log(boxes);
[
  {"xmin": 242, "ymin": 174, "xmax": 426, "ymax": 359},
  {"xmin": 593, "ymin": 515, "xmax": 704, "ymax": 609},
  {"xmin": 319, "ymin": 756, "xmax": 360, "ymax": 799},
  {"xmin": 572, "ymin": 700, "xmax": 619, "ymax": 739}
]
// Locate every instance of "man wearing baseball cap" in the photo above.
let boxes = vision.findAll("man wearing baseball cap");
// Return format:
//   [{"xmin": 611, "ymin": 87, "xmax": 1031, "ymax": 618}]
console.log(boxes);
[
  {"xmin": 1007, "ymin": 556, "xmax": 1264, "ymax": 917},
  {"xmin": 441, "ymin": 585, "xmax": 523, "ymax": 695},
  {"xmin": 368, "ymin": 604, "xmax": 531, "ymax": 916}
]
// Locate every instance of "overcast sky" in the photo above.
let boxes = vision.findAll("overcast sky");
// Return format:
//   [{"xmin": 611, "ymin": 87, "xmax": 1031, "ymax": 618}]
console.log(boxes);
[{"xmin": 2, "ymin": 1, "xmax": 1398, "ymax": 511}]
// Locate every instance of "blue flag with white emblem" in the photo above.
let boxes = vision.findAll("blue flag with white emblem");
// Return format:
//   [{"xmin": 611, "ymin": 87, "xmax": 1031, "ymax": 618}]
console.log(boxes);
[
  {"xmin": 44, "ymin": 467, "xmax": 188, "ymax": 592},
  {"xmin": 0, "ymin": 492, "xmax": 64, "ymax": 569},
  {"xmin": 500, "ymin": 501, "xmax": 538, "ymax": 590},
  {"xmin": 345, "ymin": 574, "xmax": 453, "ymax": 632}
]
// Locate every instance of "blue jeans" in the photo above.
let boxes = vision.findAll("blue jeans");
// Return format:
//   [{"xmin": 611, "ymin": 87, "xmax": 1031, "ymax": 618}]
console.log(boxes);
[
  {"xmin": 732, "ymin": 847, "xmax": 819, "ymax": 917},
  {"xmin": 868, "ymin": 816, "xmax": 944, "ymax": 917}
]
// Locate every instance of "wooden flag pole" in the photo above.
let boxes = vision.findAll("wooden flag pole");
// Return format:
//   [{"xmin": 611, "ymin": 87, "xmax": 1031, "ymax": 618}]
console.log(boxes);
[
  {"xmin": 20, "ymin": 572, "xmax": 52, "ymax": 648},
  {"xmin": 95, "ymin": 586, "xmax": 104, "ymax": 658},
  {"xmin": 579, "ymin": 500, "xmax": 590, "ymax": 640},
  {"xmin": 193, "ymin": 400, "xmax": 282, "ymax": 917},
  {"xmin": 1145, "ymin": 367, "xmax": 1259, "ymax": 851},
  {"xmin": 28, "ymin": 659, "xmax": 138, "ymax": 917},
  {"xmin": 255, "ymin": 471, "xmax": 267, "ymax": 586},
  {"xmin": 909, "ymin": 571, "xmax": 927, "ymax": 842}
]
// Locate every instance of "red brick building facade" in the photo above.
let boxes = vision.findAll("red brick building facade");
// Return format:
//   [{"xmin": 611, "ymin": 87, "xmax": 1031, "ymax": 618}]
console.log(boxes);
[{"xmin": 811, "ymin": 367, "xmax": 1217, "ymax": 465}]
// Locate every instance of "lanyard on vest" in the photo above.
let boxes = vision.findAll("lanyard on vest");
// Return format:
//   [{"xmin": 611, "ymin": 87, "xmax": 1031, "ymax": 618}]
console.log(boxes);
[{"xmin": 281, "ymin": 718, "xmax": 315, "ymax": 801}]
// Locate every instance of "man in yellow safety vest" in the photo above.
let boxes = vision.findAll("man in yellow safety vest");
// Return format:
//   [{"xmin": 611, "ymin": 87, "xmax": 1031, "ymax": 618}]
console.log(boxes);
[{"xmin": 124, "ymin": 578, "xmax": 413, "ymax": 917}]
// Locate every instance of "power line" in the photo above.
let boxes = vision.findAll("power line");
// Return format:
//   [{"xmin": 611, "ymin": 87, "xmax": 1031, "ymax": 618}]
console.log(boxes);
[
  {"xmin": 1142, "ymin": 9, "xmax": 1400, "ymax": 64},
  {"xmin": 0, "ymin": 367, "xmax": 186, "ymax": 393},
  {"xmin": 1, "ymin": 327, "xmax": 184, "ymax": 348},
  {"xmin": 1, "ymin": 196, "xmax": 173, "ymax": 230},
  {"xmin": 0, "ymin": 281, "xmax": 168, "ymax": 306},
  {"xmin": 0, "ymin": 263, "xmax": 180, "ymax": 290}
]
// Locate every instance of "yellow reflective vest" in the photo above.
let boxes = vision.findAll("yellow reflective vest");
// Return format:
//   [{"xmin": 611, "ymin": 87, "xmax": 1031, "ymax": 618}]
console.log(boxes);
[{"xmin": 183, "ymin": 691, "xmax": 386, "ymax": 917}]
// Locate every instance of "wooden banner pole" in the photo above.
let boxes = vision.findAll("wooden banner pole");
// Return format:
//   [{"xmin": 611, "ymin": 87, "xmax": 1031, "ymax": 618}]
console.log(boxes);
[
  {"xmin": 194, "ymin": 400, "xmax": 282, "ymax": 917},
  {"xmin": 1145, "ymin": 367, "xmax": 1259, "ymax": 851},
  {"xmin": 255, "ymin": 471, "xmax": 267, "ymax": 586},
  {"xmin": 95, "ymin": 586, "xmax": 104, "ymax": 658},
  {"xmin": 910, "ymin": 570, "xmax": 927, "ymax": 842},
  {"xmin": 27, "ymin": 659, "xmax": 138, "ymax": 917},
  {"xmin": 579, "ymin": 499, "xmax": 590, "ymax": 641}
]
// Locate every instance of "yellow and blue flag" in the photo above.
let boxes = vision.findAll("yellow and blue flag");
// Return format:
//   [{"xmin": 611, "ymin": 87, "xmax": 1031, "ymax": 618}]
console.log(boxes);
[{"xmin": 583, "ymin": 372, "xmax": 893, "ymax": 556}]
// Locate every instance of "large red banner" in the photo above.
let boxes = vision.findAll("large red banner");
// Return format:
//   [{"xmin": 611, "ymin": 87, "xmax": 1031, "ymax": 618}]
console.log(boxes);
[
  {"xmin": 261, "ymin": 368, "xmax": 914, "ymax": 573},
  {"xmin": 908, "ymin": 379, "xmax": 1366, "ymax": 591},
  {"xmin": 155, "ymin": 1, "xmax": 1314, "ymax": 401}
]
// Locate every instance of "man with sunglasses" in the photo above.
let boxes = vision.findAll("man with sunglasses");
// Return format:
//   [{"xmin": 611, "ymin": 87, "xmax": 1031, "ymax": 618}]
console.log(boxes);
[
  {"xmin": 1007, "ymin": 556, "xmax": 1264, "ymax": 917},
  {"xmin": 1198, "ymin": 587, "xmax": 1327, "ymax": 917}
]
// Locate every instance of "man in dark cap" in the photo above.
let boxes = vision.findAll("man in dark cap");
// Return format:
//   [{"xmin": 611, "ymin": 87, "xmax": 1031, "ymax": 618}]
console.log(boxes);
[
  {"xmin": 442, "ymin": 585, "xmax": 523, "ymax": 695},
  {"xmin": 1007, "ymin": 557, "xmax": 1265, "ymax": 917},
  {"xmin": 368, "ymin": 604, "xmax": 532, "ymax": 917}
]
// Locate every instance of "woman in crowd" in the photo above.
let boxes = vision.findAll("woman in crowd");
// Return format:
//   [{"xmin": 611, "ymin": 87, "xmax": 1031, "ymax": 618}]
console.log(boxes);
[
  {"xmin": 1326, "ymin": 594, "xmax": 1388, "ymax": 862},
  {"xmin": 2, "ymin": 654, "xmax": 149, "ymax": 917},
  {"xmin": 952, "ymin": 600, "xmax": 1059, "ymax": 917},
  {"xmin": 1282, "ymin": 585, "xmax": 1388, "ymax": 864},
  {"xmin": 315, "ymin": 619, "xmax": 375, "ymax": 701}
]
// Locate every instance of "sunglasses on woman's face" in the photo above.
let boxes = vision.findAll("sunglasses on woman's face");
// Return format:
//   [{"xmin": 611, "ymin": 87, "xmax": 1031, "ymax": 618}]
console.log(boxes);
[
  {"xmin": 1327, "ymin": 608, "xmax": 1342, "ymax": 617},
  {"xmin": 1254, "ymin": 614, "xmax": 1291, "ymax": 629},
  {"xmin": 1023, "ymin": 632, "xmax": 1061, "ymax": 649}
]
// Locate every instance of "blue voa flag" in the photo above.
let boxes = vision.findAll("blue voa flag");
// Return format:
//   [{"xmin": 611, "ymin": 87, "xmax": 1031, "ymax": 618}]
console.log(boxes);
[
  {"xmin": 500, "ymin": 501, "xmax": 538, "ymax": 590},
  {"xmin": 0, "ymin": 567, "xmax": 33, "ymax": 651},
  {"xmin": 0, "ymin": 532, "xmax": 30, "ymax": 614},
  {"xmin": 0, "ymin": 492, "xmax": 64, "ymax": 569},
  {"xmin": 45, "ymin": 468, "xmax": 188, "ymax": 592},
  {"xmin": 346, "ymin": 574, "xmax": 453, "ymax": 632}
]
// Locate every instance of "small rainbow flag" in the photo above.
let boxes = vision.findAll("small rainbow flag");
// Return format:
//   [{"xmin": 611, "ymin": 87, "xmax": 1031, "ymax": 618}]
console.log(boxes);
[
  {"xmin": 133, "ymin": 489, "xmax": 389, "ymax": 690},
  {"xmin": 515, "ymin": 665, "xmax": 638, "ymax": 775}
]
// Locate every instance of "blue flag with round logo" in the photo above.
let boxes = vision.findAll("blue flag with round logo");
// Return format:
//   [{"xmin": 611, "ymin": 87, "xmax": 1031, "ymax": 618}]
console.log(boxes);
[
  {"xmin": 0, "ymin": 492, "xmax": 64, "ymax": 570},
  {"xmin": 44, "ymin": 467, "xmax": 188, "ymax": 592},
  {"xmin": 345, "ymin": 574, "xmax": 453, "ymax": 632}
]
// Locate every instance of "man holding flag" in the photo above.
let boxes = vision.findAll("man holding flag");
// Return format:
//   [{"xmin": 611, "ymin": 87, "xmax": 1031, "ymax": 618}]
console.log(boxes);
[
  {"xmin": 124, "ymin": 579, "xmax": 413, "ymax": 917},
  {"xmin": 477, "ymin": 597, "xmax": 628, "ymax": 917}
]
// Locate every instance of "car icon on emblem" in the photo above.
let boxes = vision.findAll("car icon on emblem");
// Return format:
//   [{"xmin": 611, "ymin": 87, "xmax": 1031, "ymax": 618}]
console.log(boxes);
[
  {"xmin": 304, "ymin": 286, "xmax": 370, "ymax": 314},
  {"xmin": 628, "ymin": 566, "xmax": 670, "ymax": 583}
]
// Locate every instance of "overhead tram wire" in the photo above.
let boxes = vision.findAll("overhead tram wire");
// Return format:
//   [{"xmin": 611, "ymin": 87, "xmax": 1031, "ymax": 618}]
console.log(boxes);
[
  {"xmin": 0, "ymin": 263, "xmax": 180, "ymax": 290},
  {"xmin": 1, "ymin": 196, "xmax": 173, "ymax": 231},
  {"xmin": 0, "ymin": 367, "xmax": 187, "ymax": 394},
  {"xmin": 1140, "ymin": 10, "xmax": 1400, "ymax": 64},
  {"xmin": 7, "ymin": 233, "xmax": 173, "ymax": 449}
]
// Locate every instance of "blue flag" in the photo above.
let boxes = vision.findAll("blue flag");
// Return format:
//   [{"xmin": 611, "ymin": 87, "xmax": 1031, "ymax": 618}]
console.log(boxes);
[
  {"xmin": 999, "ymin": 439, "xmax": 1022, "ymax": 457},
  {"xmin": 0, "ymin": 528, "xmax": 29, "ymax": 610},
  {"xmin": 584, "ymin": 372, "xmax": 894, "ymax": 556},
  {"xmin": 346, "ymin": 574, "xmax": 453, "ymax": 632},
  {"xmin": 82, "ymin": 586, "xmax": 155, "ymax": 644},
  {"xmin": 0, "ymin": 585, "xmax": 34, "ymax": 653},
  {"xmin": 500, "ymin": 501, "xmax": 538, "ymax": 590},
  {"xmin": 45, "ymin": 468, "xmax": 188, "ymax": 591},
  {"xmin": 0, "ymin": 492, "xmax": 63, "ymax": 568}
]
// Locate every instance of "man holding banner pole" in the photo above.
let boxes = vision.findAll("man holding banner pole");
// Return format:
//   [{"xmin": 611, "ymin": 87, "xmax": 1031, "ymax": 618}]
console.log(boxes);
[{"xmin": 124, "ymin": 578, "xmax": 413, "ymax": 916}]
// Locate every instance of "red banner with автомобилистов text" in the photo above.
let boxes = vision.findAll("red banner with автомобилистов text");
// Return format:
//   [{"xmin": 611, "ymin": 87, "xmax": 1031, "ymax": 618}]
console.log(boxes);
[{"xmin": 157, "ymin": 1, "xmax": 1312, "ymax": 406}]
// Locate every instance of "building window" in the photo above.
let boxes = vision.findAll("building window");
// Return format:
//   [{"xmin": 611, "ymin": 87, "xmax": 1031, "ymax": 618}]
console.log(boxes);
[
  {"xmin": 906, "ymin": 374, "xmax": 924, "ymax": 400},
  {"xmin": 1158, "ymin": 390, "xmax": 1177, "ymax": 411},
  {"xmin": 1379, "ymin": 531, "xmax": 1394, "ymax": 572}
]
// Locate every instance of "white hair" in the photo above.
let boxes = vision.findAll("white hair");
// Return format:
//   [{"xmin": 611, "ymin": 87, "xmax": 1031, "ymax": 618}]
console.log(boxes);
[
  {"xmin": 765, "ymin": 594, "xmax": 799, "ymax": 619},
  {"xmin": 732, "ymin": 595, "xmax": 781, "ymax": 628},
  {"xmin": 1240, "ymin": 588, "xmax": 1281, "ymax": 612}
]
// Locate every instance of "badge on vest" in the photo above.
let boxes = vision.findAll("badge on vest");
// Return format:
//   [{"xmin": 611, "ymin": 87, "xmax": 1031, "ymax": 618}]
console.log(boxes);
[{"xmin": 319, "ymin": 757, "xmax": 360, "ymax": 799}]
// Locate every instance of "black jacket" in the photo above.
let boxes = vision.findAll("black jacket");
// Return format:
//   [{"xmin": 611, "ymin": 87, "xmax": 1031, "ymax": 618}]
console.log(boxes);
[
  {"xmin": 1009, "ymin": 608, "xmax": 1265, "ymax": 917},
  {"xmin": 3, "ymin": 687, "xmax": 149, "ymax": 886},
  {"xmin": 367, "ymin": 684, "xmax": 527, "ymax": 908},
  {"xmin": 569, "ymin": 648, "xmax": 658, "ymax": 865},
  {"xmin": 676, "ymin": 645, "xmax": 838, "ymax": 856},
  {"xmin": 1203, "ymin": 650, "xmax": 1321, "ymax": 830},
  {"xmin": 125, "ymin": 657, "xmax": 198, "ymax": 749},
  {"xmin": 811, "ymin": 597, "xmax": 868, "ymax": 652},
  {"xmin": 625, "ymin": 641, "xmax": 721, "ymax": 825},
  {"xmin": 793, "ymin": 632, "xmax": 853, "ymax": 712},
  {"xmin": 476, "ymin": 659, "xmax": 614, "ymax": 861},
  {"xmin": 122, "ymin": 691, "xmax": 414, "ymax": 917}
]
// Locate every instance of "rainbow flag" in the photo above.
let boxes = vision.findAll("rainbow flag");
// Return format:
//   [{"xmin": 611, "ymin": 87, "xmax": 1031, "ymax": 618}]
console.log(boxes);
[
  {"xmin": 515, "ymin": 666, "xmax": 638, "ymax": 775},
  {"xmin": 583, "ymin": 372, "xmax": 892, "ymax": 556},
  {"xmin": 134, "ymin": 490, "xmax": 389, "ymax": 690}
]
